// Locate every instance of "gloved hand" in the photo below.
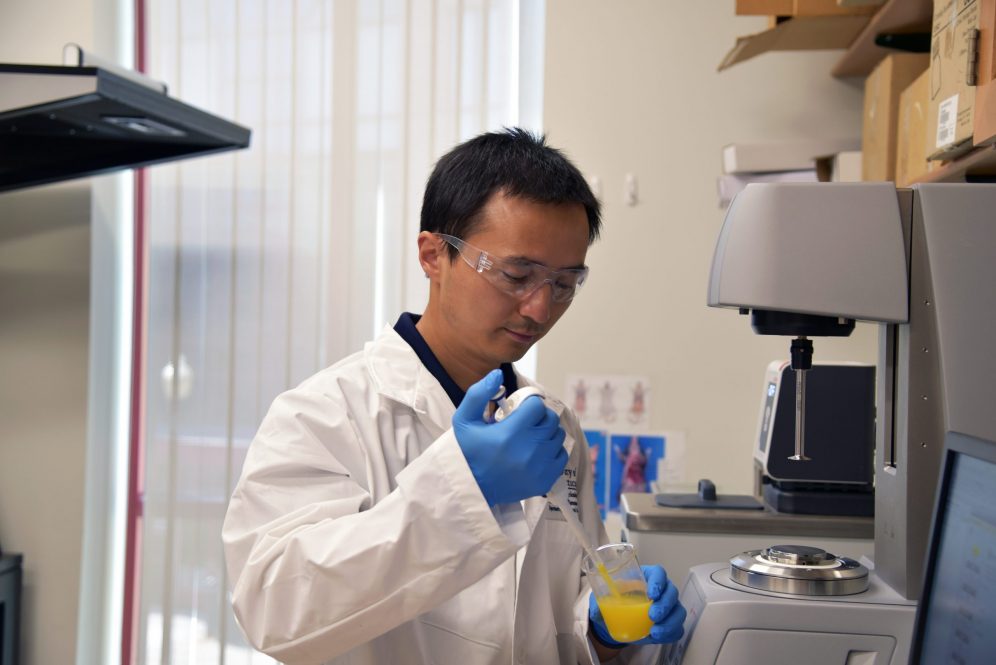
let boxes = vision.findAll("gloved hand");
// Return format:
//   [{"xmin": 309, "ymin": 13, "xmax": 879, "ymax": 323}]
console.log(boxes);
[
  {"xmin": 588, "ymin": 565, "xmax": 686, "ymax": 649},
  {"xmin": 454, "ymin": 369, "xmax": 568, "ymax": 505}
]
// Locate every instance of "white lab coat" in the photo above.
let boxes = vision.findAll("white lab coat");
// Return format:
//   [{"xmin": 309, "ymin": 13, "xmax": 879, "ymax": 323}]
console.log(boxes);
[{"xmin": 223, "ymin": 326, "xmax": 661, "ymax": 665}]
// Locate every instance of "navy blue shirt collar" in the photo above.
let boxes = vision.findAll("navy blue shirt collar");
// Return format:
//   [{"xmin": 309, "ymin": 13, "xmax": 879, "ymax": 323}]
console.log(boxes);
[{"xmin": 393, "ymin": 312, "xmax": 519, "ymax": 407}]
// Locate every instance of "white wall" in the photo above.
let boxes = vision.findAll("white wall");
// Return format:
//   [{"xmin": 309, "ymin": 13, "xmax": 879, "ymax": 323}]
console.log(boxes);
[
  {"xmin": 0, "ymin": 187, "xmax": 90, "ymax": 665},
  {"xmin": 538, "ymin": 1, "xmax": 878, "ymax": 495},
  {"xmin": 0, "ymin": 3, "xmax": 95, "ymax": 664},
  {"xmin": 0, "ymin": 0, "xmax": 93, "ymax": 65}
]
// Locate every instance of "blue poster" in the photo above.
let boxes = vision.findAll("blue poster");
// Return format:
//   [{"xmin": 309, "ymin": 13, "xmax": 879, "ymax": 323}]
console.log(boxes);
[
  {"xmin": 583, "ymin": 430, "xmax": 609, "ymax": 519},
  {"xmin": 607, "ymin": 434, "xmax": 666, "ymax": 512}
]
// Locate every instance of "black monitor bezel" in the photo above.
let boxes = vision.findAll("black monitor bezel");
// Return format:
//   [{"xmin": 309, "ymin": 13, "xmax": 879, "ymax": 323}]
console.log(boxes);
[{"xmin": 908, "ymin": 430, "xmax": 996, "ymax": 664}]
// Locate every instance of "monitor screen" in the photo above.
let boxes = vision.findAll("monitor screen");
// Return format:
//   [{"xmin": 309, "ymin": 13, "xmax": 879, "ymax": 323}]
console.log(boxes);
[{"xmin": 911, "ymin": 433, "xmax": 996, "ymax": 664}]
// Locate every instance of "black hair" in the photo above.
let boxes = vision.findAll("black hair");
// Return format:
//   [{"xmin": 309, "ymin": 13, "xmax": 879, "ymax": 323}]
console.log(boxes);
[{"xmin": 419, "ymin": 127, "xmax": 601, "ymax": 252}]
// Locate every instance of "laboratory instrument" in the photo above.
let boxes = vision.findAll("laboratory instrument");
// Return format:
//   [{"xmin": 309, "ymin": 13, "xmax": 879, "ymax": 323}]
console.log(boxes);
[
  {"xmin": 663, "ymin": 182, "xmax": 996, "ymax": 664},
  {"xmin": 727, "ymin": 544, "xmax": 868, "ymax": 596},
  {"xmin": 753, "ymin": 361, "xmax": 876, "ymax": 516},
  {"xmin": 709, "ymin": 183, "xmax": 907, "ymax": 465},
  {"xmin": 622, "ymin": 492, "xmax": 874, "ymax": 591}
]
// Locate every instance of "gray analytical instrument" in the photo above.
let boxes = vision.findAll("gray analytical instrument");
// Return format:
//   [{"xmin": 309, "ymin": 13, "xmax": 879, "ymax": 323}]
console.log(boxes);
[
  {"xmin": 662, "ymin": 183, "xmax": 996, "ymax": 665},
  {"xmin": 754, "ymin": 361, "xmax": 876, "ymax": 516}
]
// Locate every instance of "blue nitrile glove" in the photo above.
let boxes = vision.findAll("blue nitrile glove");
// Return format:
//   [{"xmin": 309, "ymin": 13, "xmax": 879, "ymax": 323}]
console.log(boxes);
[
  {"xmin": 453, "ymin": 369, "xmax": 568, "ymax": 505},
  {"xmin": 588, "ymin": 565, "xmax": 686, "ymax": 649}
]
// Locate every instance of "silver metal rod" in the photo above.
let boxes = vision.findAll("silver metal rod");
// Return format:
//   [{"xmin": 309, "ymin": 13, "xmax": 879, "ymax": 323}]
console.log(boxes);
[{"xmin": 789, "ymin": 367, "xmax": 811, "ymax": 461}]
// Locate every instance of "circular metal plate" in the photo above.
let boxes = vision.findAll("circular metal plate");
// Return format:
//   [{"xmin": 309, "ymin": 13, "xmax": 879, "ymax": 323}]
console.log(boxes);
[
  {"xmin": 763, "ymin": 544, "xmax": 835, "ymax": 566},
  {"xmin": 729, "ymin": 545, "xmax": 869, "ymax": 596}
]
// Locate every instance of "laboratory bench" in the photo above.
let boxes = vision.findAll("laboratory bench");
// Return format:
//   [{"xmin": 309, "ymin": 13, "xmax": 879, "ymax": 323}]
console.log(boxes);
[{"xmin": 620, "ymin": 493, "xmax": 875, "ymax": 590}]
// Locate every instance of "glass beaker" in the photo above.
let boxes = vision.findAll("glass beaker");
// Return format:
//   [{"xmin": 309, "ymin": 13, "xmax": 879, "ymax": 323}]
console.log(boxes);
[{"xmin": 582, "ymin": 542, "xmax": 653, "ymax": 643}]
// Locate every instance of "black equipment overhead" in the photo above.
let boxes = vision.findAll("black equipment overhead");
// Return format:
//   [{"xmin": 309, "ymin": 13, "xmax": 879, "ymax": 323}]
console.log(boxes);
[{"xmin": 0, "ymin": 63, "xmax": 250, "ymax": 193}]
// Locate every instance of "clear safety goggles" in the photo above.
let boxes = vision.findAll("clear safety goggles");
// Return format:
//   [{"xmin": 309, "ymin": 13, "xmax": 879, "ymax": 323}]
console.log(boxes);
[{"xmin": 436, "ymin": 233, "xmax": 589, "ymax": 303}]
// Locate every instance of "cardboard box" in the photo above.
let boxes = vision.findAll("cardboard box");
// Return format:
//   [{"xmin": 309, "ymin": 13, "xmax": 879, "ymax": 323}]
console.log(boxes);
[
  {"xmin": 862, "ymin": 53, "xmax": 930, "ymax": 181},
  {"xmin": 815, "ymin": 150, "xmax": 863, "ymax": 181},
  {"xmin": 927, "ymin": 0, "xmax": 981, "ymax": 160},
  {"xmin": 896, "ymin": 70, "xmax": 939, "ymax": 186},
  {"xmin": 736, "ymin": 0, "xmax": 795, "ymax": 14},
  {"xmin": 837, "ymin": 0, "xmax": 886, "ymax": 6},
  {"xmin": 973, "ymin": 0, "xmax": 996, "ymax": 146},
  {"xmin": 723, "ymin": 138, "xmax": 859, "ymax": 173}
]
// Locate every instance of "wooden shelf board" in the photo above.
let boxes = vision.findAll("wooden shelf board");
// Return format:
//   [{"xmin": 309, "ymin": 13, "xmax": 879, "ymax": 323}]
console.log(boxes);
[
  {"xmin": 831, "ymin": 0, "xmax": 933, "ymax": 78},
  {"xmin": 910, "ymin": 145, "xmax": 996, "ymax": 184}
]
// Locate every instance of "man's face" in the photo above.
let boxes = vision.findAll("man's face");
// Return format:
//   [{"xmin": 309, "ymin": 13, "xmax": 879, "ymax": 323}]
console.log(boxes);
[{"xmin": 424, "ymin": 192, "xmax": 590, "ymax": 380}]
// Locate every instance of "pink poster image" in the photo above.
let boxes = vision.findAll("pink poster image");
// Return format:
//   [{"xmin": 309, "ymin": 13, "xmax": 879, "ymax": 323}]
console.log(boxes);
[
  {"xmin": 607, "ymin": 433, "xmax": 665, "ymax": 512},
  {"xmin": 567, "ymin": 374, "xmax": 651, "ymax": 432}
]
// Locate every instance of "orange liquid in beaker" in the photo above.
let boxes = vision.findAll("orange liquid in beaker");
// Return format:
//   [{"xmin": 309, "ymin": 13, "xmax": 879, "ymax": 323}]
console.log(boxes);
[{"xmin": 598, "ymin": 593, "xmax": 653, "ymax": 643}]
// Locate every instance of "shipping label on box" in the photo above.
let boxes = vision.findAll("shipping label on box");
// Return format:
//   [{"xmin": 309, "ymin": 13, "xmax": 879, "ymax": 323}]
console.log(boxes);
[{"xmin": 928, "ymin": 0, "xmax": 981, "ymax": 159}]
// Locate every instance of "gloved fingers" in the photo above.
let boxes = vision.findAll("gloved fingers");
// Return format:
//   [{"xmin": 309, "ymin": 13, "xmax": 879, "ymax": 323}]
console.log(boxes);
[
  {"xmin": 540, "ymin": 425, "xmax": 566, "ymax": 453},
  {"xmin": 648, "ymin": 599, "xmax": 686, "ymax": 643},
  {"xmin": 553, "ymin": 424, "xmax": 567, "ymax": 447},
  {"xmin": 529, "ymin": 406, "xmax": 564, "ymax": 441},
  {"xmin": 537, "ymin": 449, "xmax": 569, "ymax": 494},
  {"xmin": 503, "ymin": 393, "xmax": 548, "ymax": 426},
  {"xmin": 551, "ymin": 444, "xmax": 569, "ymax": 471},
  {"xmin": 537, "ymin": 404, "xmax": 563, "ymax": 433},
  {"xmin": 587, "ymin": 591, "xmax": 605, "ymax": 624},
  {"xmin": 519, "ymin": 405, "xmax": 561, "ymax": 444},
  {"xmin": 456, "ymin": 369, "xmax": 504, "ymax": 421},
  {"xmin": 649, "ymin": 581, "xmax": 679, "ymax": 621},
  {"xmin": 642, "ymin": 564, "xmax": 668, "ymax": 600}
]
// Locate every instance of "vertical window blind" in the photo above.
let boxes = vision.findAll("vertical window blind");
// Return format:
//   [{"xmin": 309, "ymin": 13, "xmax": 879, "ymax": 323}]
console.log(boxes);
[{"xmin": 137, "ymin": 1, "xmax": 539, "ymax": 662}]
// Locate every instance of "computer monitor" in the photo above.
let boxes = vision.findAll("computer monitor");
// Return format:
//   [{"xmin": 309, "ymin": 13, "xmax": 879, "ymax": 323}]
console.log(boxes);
[{"xmin": 909, "ymin": 431, "xmax": 996, "ymax": 664}]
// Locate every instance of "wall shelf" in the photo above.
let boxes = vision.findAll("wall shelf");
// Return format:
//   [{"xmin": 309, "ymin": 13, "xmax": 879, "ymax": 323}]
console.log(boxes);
[
  {"xmin": 831, "ymin": 0, "xmax": 933, "ymax": 78},
  {"xmin": 911, "ymin": 145, "xmax": 996, "ymax": 183}
]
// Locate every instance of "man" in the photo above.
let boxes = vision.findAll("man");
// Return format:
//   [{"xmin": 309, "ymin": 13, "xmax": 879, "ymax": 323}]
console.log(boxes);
[{"xmin": 223, "ymin": 128, "xmax": 685, "ymax": 664}]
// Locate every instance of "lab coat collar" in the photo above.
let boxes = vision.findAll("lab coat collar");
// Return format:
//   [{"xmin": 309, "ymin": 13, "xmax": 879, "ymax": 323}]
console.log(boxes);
[
  {"xmin": 364, "ymin": 326, "xmax": 442, "ymax": 414},
  {"xmin": 364, "ymin": 325, "xmax": 574, "ymax": 454}
]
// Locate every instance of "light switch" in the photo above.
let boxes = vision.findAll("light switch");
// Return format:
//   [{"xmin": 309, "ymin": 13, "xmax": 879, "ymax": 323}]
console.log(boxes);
[
  {"xmin": 624, "ymin": 173, "xmax": 638, "ymax": 206},
  {"xmin": 587, "ymin": 174, "xmax": 602, "ymax": 198}
]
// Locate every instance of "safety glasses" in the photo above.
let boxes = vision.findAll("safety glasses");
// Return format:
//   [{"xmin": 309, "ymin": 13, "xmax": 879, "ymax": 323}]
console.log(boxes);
[{"xmin": 435, "ymin": 233, "xmax": 589, "ymax": 303}]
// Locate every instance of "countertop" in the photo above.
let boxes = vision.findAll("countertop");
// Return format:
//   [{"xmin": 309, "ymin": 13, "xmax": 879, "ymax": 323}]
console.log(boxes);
[{"xmin": 621, "ymin": 493, "xmax": 874, "ymax": 539}]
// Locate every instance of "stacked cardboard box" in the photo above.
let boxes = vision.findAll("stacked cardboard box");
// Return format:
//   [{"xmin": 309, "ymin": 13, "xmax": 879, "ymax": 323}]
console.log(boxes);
[
  {"xmin": 716, "ymin": 139, "xmax": 858, "ymax": 207},
  {"xmin": 974, "ymin": 0, "xmax": 996, "ymax": 147},
  {"xmin": 927, "ymin": 0, "xmax": 981, "ymax": 160},
  {"xmin": 896, "ymin": 70, "xmax": 938, "ymax": 186},
  {"xmin": 816, "ymin": 151, "xmax": 863, "ymax": 182},
  {"xmin": 862, "ymin": 53, "xmax": 930, "ymax": 181}
]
